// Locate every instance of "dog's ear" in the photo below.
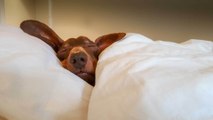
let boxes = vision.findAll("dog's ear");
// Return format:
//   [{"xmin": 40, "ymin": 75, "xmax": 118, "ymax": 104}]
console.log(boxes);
[
  {"xmin": 95, "ymin": 32, "xmax": 126, "ymax": 54},
  {"xmin": 20, "ymin": 20, "xmax": 63, "ymax": 52}
]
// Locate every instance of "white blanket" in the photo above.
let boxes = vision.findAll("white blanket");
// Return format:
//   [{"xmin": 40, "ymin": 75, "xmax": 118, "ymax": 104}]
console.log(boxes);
[
  {"xmin": 88, "ymin": 33, "xmax": 213, "ymax": 120},
  {"xmin": 1, "ymin": 25, "xmax": 213, "ymax": 120},
  {"xmin": 0, "ymin": 25, "xmax": 92, "ymax": 120}
]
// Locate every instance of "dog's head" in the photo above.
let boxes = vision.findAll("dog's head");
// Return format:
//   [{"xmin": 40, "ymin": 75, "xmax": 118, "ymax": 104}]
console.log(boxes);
[{"xmin": 20, "ymin": 20, "xmax": 126, "ymax": 86}]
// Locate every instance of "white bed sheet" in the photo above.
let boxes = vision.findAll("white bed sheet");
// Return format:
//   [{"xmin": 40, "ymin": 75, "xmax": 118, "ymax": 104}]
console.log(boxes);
[{"xmin": 88, "ymin": 33, "xmax": 213, "ymax": 120}]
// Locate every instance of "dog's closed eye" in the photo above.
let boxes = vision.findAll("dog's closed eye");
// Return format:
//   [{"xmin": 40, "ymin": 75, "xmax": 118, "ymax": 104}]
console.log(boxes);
[
  {"xmin": 57, "ymin": 48, "xmax": 71, "ymax": 60},
  {"xmin": 85, "ymin": 44, "xmax": 97, "ymax": 48}
]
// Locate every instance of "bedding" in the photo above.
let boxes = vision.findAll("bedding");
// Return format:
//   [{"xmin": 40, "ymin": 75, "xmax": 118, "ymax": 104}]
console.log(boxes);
[
  {"xmin": 88, "ymin": 33, "xmax": 213, "ymax": 120},
  {"xmin": 1, "ymin": 25, "xmax": 213, "ymax": 120},
  {"xmin": 0, "ymin": 25, "xmax": 92, "ymax": 120}
]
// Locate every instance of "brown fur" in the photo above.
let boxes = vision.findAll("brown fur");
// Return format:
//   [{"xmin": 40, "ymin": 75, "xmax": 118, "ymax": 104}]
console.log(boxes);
[{"xmin": 20, "ymin": 20, "xmax": 126, "ymax": 86}]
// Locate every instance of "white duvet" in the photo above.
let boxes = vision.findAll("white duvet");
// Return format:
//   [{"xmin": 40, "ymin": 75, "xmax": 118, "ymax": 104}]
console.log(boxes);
[
  {"xmin": 0, "ymin": 25, "xmax": 92, "ymax": 120},
  {"xmin": 0, "ymin": 26, "xmax": 213, "ymax": 120},
  {"xmin": 88, "ymin": 34, "xmax": 213, "ymax": 120}
]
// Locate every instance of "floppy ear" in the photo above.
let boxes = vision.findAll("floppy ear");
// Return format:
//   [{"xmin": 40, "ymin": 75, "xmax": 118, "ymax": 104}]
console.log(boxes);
[
  {"xmin": 20, "ymin": 20, "xmax": 63, "ymax": 52},
  {"xmin": 95, "ymin": 32, "xmax": 126, "ymax": 54}
]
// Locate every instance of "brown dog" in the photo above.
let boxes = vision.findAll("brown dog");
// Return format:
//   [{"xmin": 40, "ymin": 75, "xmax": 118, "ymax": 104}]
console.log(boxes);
[{"xmin": 20, "ymin": 20, "xmax": 126, "ymax": 86}]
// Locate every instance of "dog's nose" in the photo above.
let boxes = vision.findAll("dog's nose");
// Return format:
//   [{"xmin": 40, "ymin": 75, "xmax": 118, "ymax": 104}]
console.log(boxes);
[{"xmin": 70, "ymin": 52, "xmax": 87, "ymax": 69}]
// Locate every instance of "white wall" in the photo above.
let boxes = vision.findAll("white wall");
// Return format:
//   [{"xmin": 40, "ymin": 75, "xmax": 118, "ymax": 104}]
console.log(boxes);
[
  {"xmin": 2, "ymin": 0, "xmax": 51, "ymax": 27},
  {"xmin": 0, "ymin": 0, "xmax": 5, "ymax": 24},
  {"xmin": 1, "ymin": 0, "xmax": 213, "ymax": 42},
  {"xmin": 4, "ymin": 0, "xmax": 35, "ymax": 26},
  {"xmin": 35, "ymin": 0, "xmax": 50, "ymax": 26},
  {"xmin": 51, "ymin": 0, "xmax": 213, "ymax": 42}
]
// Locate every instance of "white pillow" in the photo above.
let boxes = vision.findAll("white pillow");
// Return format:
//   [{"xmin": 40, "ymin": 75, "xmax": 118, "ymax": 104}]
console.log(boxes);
[
  {"xmin": 0, "ymin": 25, "xmax": 93, "ymax": 120},
  {"xmin": 88, "ymin": 33, "xmax": 213, "ymax": 120}
]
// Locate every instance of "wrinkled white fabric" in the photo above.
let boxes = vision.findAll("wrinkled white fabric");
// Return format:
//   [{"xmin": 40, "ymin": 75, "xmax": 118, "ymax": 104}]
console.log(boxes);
[
  {"xmin": 88, "ymin": 33, "xmax": 213, "ymax": 120},
  {"xmin": 0, "ymin": 25, "xmax": 92, "ymax": 120},
  {"xmin": 1, "ymin": 25, "xmax": 213, "ymax": 120}
]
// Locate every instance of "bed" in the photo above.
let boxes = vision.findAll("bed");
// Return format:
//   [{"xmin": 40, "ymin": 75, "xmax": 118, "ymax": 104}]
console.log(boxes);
[{"xmin": 0, "ymin": 25, "xmax": 213, "ymax": 120}]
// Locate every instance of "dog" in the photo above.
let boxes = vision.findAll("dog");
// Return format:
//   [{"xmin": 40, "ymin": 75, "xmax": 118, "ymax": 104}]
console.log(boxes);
[{"xmin": 20, "ymin": 20, "xmax": 126, "ymax": 86}]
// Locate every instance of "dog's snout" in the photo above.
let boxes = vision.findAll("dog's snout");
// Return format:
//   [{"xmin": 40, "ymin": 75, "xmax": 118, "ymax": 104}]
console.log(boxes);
[{"xmin": 70, "ymin": 52, "xmax": 87, "ymax": 69}]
